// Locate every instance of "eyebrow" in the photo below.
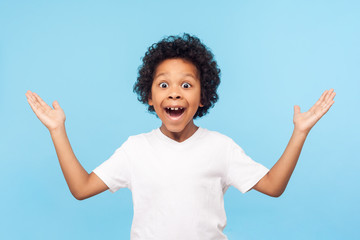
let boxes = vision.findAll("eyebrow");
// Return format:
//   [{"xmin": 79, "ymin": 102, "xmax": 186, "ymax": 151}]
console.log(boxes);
[{"xmin": 154, "ymin": 73, "xmax": 197, "ymax": 79}]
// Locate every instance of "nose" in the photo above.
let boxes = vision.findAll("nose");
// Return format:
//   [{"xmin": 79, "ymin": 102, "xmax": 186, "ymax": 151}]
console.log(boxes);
[{"xmin": 168, "ymin": 88, "xmax": 181, "ymax": 100}]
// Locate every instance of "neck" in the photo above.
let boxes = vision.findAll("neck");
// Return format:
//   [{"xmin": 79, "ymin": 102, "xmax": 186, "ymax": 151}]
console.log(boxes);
[{"xmin": 160, "ymin": 121, "xmax": 199, "ymax": 143}]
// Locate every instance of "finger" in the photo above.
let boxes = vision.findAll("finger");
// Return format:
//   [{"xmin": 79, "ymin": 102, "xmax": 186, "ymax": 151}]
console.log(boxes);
[
  {"xmin": 314, "ymin": 90, "xmax": 328, "ymax": 106},
  {"xmin": 324, "ymin": 92, "xmax": 336, "ymax": 107},
  {"xmin": 323, "ymin": 92, "xmax": 335, "ymax": 110},
  {"xmin": 325, "ymin": 99, "xmax": 335, "ymax": 110},
  {"xmin": 321, "ymin": 101, "xmax": 334, "ymax": 117},
  {"xmin": 33, "ymin": 92, "xmax": 52, "ymax": 111},
  {"xmin": 318, "ymin": 90, "xmax": 328, "ymax": 102},
  {"xmin": 26, "ymin": 95, "xmax": 34, "ymax": 108},
  {"xmin": 318, "ymin": 99, "xmax": 335, "ymax": 117},
  {"xmin": 25, "ymin": 91, "xmax": 36, "ymax": 102},
  {"xmin": 52, "ymin": 100, "xmax": 61, "ymax": 110},
  {"xmin": 30, "ymin": 93, "xmax": 43, "ymax": 110},
  {"xmin": 328, "ymin": 91, "xmax": 336, "ymax": 101},
  {"xmin": 25, "ymin": 90, "xmax": 32, "ymax": 98},
  {"xmin": 26, "ymin": 93, "xmax": 45, "ymax": 114},
  {"xmin": 25, "ymin": 91, "xmax": 33, "ymax": 101},
  {"xmin": 26, "ymin": 96, "xmax": 43, "ymax": 115},
  {"xmin": 316, "ymin": 89, "xmax": 334, "ymax": 106},
  {"xmin": 309, "ymin": 90, "xmax": 328, "ymax": 112},
  {"xmin": 294, "ymin": 105, "xmax": 301, "ymax": 115},
  {"xmin": 324, "ymin": 89, "xmax": 334, "ymax": 102}
]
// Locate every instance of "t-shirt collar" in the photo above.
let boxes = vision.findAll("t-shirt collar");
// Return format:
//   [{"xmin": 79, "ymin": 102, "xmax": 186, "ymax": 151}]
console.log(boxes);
[{"xmin": 154, "ymin": 127, "xmax": 205, "ymax": 146}]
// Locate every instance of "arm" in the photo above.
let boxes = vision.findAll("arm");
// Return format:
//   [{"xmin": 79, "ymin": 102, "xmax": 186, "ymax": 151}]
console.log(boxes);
[
  {"xmin": 49, "ymin": 126, "xmax": 109, "ymax": 200},
  {"xmin": 252, "ymin": 89, "xmax": 336, "ymax": 197},
  {"xmin": 26, "ymin": 90, "xmax": 108, "ymax": 200}
]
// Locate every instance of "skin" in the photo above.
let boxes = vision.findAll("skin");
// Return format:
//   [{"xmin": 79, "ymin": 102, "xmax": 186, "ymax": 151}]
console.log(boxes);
[
  {"xmin": 149, "ymin": 58, "xmax": 204, "ymax": 142},
  {"xmin": 25, "ymin": 58, "xmax": 336, "ymax": 199},
  {"xmin": 252, "ymin": 88, "xmax": 336, "ymax": 197},
  {"xmin": 25, "ymin": 91, "xmax": 108, "ymax": 200}
]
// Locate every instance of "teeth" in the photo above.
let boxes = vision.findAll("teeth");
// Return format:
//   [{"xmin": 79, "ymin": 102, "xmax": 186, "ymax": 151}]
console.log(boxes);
[{"xmin": 166, "ymin": 107, "xmax": 184, "ymax": 110}]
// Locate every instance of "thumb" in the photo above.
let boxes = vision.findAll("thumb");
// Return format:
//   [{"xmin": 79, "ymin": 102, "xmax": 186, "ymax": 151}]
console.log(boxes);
[
  {"xmin": 294, "ymin": 105, "xmax": 301, "ymax": 115},
  {"xmin": 52, "ymin": 100, "xmax": 61, "ymax": 110}
]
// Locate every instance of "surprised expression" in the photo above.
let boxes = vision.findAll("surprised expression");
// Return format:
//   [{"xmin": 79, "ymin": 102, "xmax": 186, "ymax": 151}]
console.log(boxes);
[{"xmin": 148, "ymin": 58, "xmax": 203, "ymax": 133}]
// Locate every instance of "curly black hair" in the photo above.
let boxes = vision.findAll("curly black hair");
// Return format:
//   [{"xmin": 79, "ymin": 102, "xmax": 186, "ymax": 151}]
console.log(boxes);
[{"xmin": 133, "ymin": 33, "xmax": 221, "ymax": 118}]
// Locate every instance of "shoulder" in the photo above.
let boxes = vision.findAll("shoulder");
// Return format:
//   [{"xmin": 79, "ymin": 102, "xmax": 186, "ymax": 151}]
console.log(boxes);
[{"xmin": 124, "ymin": 129, "xmax": 157, "ymax": 145}]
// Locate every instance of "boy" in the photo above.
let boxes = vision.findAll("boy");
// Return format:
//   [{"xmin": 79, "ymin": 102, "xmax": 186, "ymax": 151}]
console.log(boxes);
[{"xmin": 25, "ymin": 33, "xmax": 336, "ymax": 239}]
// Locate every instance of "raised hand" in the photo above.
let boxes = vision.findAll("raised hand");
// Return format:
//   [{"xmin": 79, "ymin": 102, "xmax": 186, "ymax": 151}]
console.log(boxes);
[
  {"xmin": 25, "ymin": 90, "xmax": 66, "ymax": 132},
  {"xmin": 293, "ymin": 89, "xmax": 336, "ymax": 134}
]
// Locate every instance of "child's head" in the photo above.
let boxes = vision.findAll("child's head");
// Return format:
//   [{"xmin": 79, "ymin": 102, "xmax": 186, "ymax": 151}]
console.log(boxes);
[{"xmin": 134, "ymin": 33, "xmax": 221, "ymax": 119}]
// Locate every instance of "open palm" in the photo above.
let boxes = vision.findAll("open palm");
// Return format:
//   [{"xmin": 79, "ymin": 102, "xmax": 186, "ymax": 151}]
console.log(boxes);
[
  {"xmin": 25, "ymin": 90, "xmax": 66, "ymax": 131},
  {"xmin": 293, "ymin": 89, "xmax": 336, "ymax": 133}
]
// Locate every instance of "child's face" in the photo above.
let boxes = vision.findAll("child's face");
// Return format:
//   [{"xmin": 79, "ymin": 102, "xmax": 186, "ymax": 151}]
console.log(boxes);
[{"xmin": 148, "ymin": 58, "xmax": 203, "ymax": 135}]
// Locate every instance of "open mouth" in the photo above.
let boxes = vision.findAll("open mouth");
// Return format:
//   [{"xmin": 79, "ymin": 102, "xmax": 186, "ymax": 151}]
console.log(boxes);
[{"xmin": 164, "ymin": 107, "xmax": 185, "ymax": 119}]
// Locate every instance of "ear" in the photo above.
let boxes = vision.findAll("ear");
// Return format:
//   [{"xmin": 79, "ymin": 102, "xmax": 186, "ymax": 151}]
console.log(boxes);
[
  {"xmin": 148, "ymin": 96, "xmax": 153, "ymax": 106},
  {"xmin": 199, "ymin": 102, "xmax": 204, "ymax": 107}
]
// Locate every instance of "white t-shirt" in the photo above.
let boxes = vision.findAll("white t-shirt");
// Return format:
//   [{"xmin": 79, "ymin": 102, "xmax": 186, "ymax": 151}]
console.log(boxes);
[{"xmin": 93, "ymin": 127, "xmax": 269, "ymax": 240}]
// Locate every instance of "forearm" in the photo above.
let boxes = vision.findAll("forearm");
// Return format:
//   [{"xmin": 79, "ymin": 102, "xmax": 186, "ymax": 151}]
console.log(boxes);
[
  {"xmin": 266, "ymin": 128, "xmax": 308, "ymax": 196},
  {"xmin": 49, "ymin": 125, "xmax": 89, "ymax": 199},
  {"xmin": 253, "ymin": 89, "xmax": 335, "ymax": 197}
]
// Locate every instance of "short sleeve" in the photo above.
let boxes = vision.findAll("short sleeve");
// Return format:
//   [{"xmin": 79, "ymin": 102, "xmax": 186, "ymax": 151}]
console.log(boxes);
[
  {"xmin": 226, "ymin": 140, "xmax": 269, "ymax": 193},
  {"xmin": 92, "ymin": 139, "xmax": 132, "ymax": 193}
]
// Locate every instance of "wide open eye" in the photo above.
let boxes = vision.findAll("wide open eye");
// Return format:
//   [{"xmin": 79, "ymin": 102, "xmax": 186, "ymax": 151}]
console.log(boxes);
[
  {"xmin": 181, "ymin": 82, "xmax": 191, "ymax": 89},
  {"xmin": 159, "ymin": 82, "xmax": 168, "ymax": 88}
]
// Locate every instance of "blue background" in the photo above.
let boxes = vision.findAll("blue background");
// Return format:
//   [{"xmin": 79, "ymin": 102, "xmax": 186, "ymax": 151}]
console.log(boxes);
[{"xmin": 1, "ymin": 1, "xmax": 359, "ymax": 239}]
